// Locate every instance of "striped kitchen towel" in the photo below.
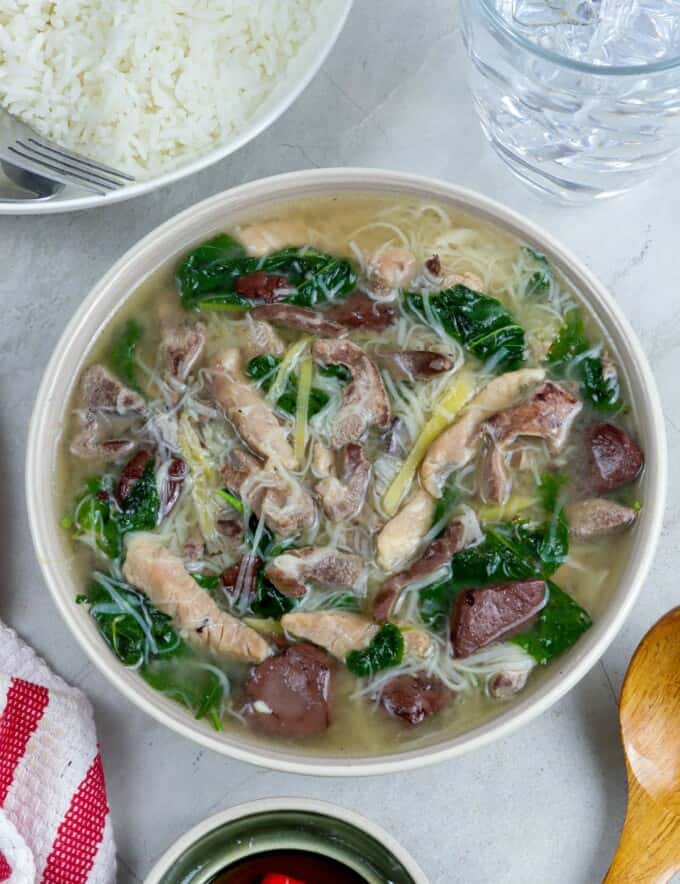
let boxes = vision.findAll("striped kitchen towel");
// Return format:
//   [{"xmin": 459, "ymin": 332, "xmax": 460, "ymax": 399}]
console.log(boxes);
[{"xmin": 0, "ymin": 622, "xmax": 116, "ymax": 884}]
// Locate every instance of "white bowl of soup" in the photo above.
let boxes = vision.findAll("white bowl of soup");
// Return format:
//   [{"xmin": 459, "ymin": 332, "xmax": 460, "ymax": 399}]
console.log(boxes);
[{"xmin": 26, "ymin": 169, "xmax": 666, "ymax": 774}]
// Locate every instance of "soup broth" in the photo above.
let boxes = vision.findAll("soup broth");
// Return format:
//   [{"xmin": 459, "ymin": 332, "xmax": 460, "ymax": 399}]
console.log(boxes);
[{"xmin": 59, "ymin": 195, "xmax": 643, "ymax": 755}]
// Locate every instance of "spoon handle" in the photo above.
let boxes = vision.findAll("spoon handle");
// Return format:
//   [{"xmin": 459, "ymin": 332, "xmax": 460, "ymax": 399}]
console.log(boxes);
[{"xmin": 604, "ymin": 779, "xmax": 680, "ymax": 883}]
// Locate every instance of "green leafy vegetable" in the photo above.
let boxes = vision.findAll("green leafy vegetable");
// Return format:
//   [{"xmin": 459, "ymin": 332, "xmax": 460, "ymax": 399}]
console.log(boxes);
[
  {"xmin": 246, "ymin": 354, "xmax": 330, "ymax": 418},
  {"xmin": 216, "ymin": 488, "xmax": 244, "ymax": 513},
  {"xmin": 250, "ymin": 574, "xmax": 295, "ymax": 619},
  {"xmin": 534, "ymin": 473, "xmax": 569, "ymax": 575},
  {"xmin": 318, "ymin": 363, "xmax": 351, "ymax": 382},
  {"xmin": 405, "ymin": 285, "xmax": 526, "ymax": 373},
  {"xmin": 523, "ymin": 247, "xmax": 552, "ymax": 298},
  {"xmin": 79, "ymin": 574, "xmax": 228, "ymax": 729},
  {"xmin": 419, "ymin": 490, "xmax": 569, "ymax": 632},
  {"xmin": 432, "ymin": 478, "xmax": 459, "ymax": 533},
  {"xmin": 79, "ymin": 574, "xmax": 180, "ymax": 667},
  {"xmin": 192, "ymin": 574, "xmax": 221, "ymax": 590},
  {"xmin": 116, "ymin": 457, "xmax": 159, "ymax": 534},
  {"xmin": 143, "ymin": 657, "xmax": 227, "ymax": 730},
  {"xmin": 512, "ymin": 581, "xmax": 592, "ymax": 664},
  {"xmin": 546, "ymin": 308, "xmax": 622, "ymax": 412},
  {"xmin": 110, "ymin": 319, "xmax": 142, "ymax": 391},
  {"xmin": 70, "ymin": 475, "xmax": 121, "ymax": 559},
  {"xmin": 176, "ymin": 238, "xmax": 356, "ymax": 310},
  {"xmin": 346, "ymin": 623, "xmax": 404, "ymax": 677},
  {"xmin": 67, "ymin": 459, "xmax": 159, "ymax": 559},
  {"xmin": 246, "ymin": 353, "xmax": 281, "ymax": 385}
]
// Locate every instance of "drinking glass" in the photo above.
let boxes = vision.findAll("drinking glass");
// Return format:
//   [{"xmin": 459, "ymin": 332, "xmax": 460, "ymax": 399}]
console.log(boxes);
[{"xmin": 459, "ymin": 0, "xmax": 680, "ymax": 202}]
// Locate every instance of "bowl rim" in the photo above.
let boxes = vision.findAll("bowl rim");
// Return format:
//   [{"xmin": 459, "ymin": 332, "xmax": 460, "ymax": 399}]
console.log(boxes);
[
  {"xmin": 26, "ymin": 167, "xmax": 668, "ymax": 776},
  {"xmin": 0, "ymin": 0, "xmax": 353, "ymax": 216},
  {"xmin": 142, "ymin": 797, "xmax": 430, "ymax": 884}
]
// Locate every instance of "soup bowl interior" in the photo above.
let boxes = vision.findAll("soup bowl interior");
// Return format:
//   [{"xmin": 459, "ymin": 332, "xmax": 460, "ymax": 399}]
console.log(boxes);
[{"xmin": 26, "ymin": 169, "xmax": 666, "ymax": 775}]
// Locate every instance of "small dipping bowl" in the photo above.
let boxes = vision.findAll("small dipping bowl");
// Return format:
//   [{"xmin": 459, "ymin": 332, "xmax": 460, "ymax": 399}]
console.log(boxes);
[{"xmin": 143, "ymin": 798, "xmax": 428, "ymax": 884}]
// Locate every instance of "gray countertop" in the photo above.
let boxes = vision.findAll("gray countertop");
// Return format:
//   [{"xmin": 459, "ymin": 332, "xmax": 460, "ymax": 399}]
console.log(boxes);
[{"xmin": 1, "ymin": 2, "xmax": 679, "ymax": 881}]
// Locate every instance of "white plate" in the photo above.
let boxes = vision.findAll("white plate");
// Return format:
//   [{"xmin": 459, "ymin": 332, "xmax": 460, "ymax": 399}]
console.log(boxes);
[
  {"xmin": 26, "ymin": 168, "xmax": 667, "ymax": 775},
  {"xmin": 0, "ymin": 0, "xmax": 353, "ymax": 215}
]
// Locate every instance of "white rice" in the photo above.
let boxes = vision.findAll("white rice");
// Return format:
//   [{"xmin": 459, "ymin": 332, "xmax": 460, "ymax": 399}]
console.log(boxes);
[{"xmin": 0, "ymin": 0, "xmax": 319, "ymax": 177}]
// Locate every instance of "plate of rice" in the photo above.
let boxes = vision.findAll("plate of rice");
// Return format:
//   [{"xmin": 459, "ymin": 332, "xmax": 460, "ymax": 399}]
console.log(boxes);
[{"xmin": 0, "ymin": 0, "xmax": 353, "ymax": 213}]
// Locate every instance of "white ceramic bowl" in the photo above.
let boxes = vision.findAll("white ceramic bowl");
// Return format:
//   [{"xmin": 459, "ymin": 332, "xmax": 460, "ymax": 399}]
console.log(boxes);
[
  {"xmin": 143, "ymin": 798, "xmax": 429, "ymax": 883},
  {"xmin": 26, "ymin": 168, "xmax": 667, "ymax": 775},
  {"xmin": 1, "ymin": 0, "xmax": 352, "ymax": 216}
]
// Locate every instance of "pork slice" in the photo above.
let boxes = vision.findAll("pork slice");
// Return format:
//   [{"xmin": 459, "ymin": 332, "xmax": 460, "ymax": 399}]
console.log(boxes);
[
  {"xmin": 379, "ymin": 350, "xmax": 455, "ymax": 382},
  {"xmin": 221, "ymin": 449, "xmax": 316, "ymax": 539},
  {"xmin": 587, "ymin": 422, "xmax": 644, "ymax": 493},
  {"xmin": 311, "ymin": 339, "xmax": 391, "ymax": 447},
  {"xmin": 483, "ymin": 381, "xmax": 582, "ymax": 453},
  {"xmin": 250, "ymin": 304, "xmax": 345, "ymax": 337},
  {"xmin": 378, "ymin": 674, "xmax": 450, "ymax": 725},
  {"xmin": 374, "ymin": 520, "xmax": 466, "ymax": 622},
  {"xmin": 122, "ymin": 534, "xmax": 271, "ymax": 663},
  {"xmin": 211, "ymin": 348, "xmax": 296, "ymax": 468},
  {"xmin": 325, "ymin": 292, "xmax": 396, "ymax": 331},
  {"xmin": 79, "ymin": 364, "xmax": 146, "ymax": 415},
  {"xmin": 234, "ymin": 272, "xmax": 291, "ymax": 301},
  {"xmin": 281, "ymin": 611, "xmax": 434, "ymax": 661},
  {"xmin": 376, "ymin": 489, "xmax": 436, "ymax": 573},
  {"xmin": 241, "ymin": 319, "xmax": 286, "ymax": 363},
  {"xmin": 264, "ymin": 547, "xmax": 365, "ymax": 598},
  {"xmin": 566, "ymin": 498, "xmax": 637, "ymax": 540},
  {"xmin": 450, "ymin": 579, "xmax": 547, "ymax": 659},
  {"xmin": 316, "ymin": 443, "xmax": 371, "ymax": 522},
  {"xmin": 160, "ymin": 317, "xmax": 206, "ymax": 382},
  {"xmin": 242, "ymin": 643, "xmax": 336, "ymax": 738},
  {"xmin": 420, "ymin": 368, "xmax": 546, "ymax": 498}
]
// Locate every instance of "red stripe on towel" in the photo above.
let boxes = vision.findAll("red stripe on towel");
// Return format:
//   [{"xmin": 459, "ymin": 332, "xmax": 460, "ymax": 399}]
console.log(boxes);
[
  {"xmin": 0, "ymin": 677, "xmax": 49, "ymax": 804},
  {"xmin": 0, "ymin": 851, "xmax": 12, "ymax": 881},
  {"xmin": 42, "ymin": 752, "xmax": 109, "ymax": 884}
]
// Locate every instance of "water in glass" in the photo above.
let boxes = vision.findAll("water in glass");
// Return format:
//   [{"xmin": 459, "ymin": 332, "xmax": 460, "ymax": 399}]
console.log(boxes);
[{"xmin": 460, "ymin": 0, "xmax": 680, "ymax": 201}]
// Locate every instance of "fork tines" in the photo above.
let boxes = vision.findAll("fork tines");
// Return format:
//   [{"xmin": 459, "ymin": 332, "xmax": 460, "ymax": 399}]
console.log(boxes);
[{"xmin": 7, "ymin": 137, "xmax": 134, "ymax": 195}]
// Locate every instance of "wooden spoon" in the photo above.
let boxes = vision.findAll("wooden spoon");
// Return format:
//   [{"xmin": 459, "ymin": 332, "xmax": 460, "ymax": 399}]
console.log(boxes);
[{"xmin": 605, "ymin": 607, "xmax": 680, "ymax": 883}]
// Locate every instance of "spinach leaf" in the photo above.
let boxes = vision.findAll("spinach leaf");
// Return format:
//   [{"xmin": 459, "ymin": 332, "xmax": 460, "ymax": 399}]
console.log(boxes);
[
  {"xmin": 317, "ymin": 363, "xmax": 351, "ymax": 383},
  {"xmin": 116, "ymin": 457, "xmax": 159, "ymax": 534},
  {"xmin": 546, "ymin": 309, "xmax": 622, "ymax": 412},
  {"xmin": 79, "ymin": 574, "xmax": 180, "ymax": 668},
  {"xmin": 534, "ymin": 473, "xmax": 569, "ymax": 575},
  {"xmin": 142, "ymin": 655, "xmax": 226, "ymax": 730},
  {"xmin": 216, "ymin": 488, "xmax": 244, "ymax": 513},
  {"xmin": 110, "ymin": 319, "xmax": 142, "ymax": 391},
  {"xmin": 68, "ymin": 459, "xmax": 159, "ymax": 559},
  {"xmin": 432, "ymin": 478, "xmax": 459, "ymax": 532},
  {"xmin": 511, "ymin": 581, "xmax": 592, "ymax": 664},
  {"xmin": 523, "ymin": 247, "xmax": 552, "ymax": 298},
  {"xmin": 192, "ymin": 574, "xmax": 221, "ymax": 591},
  {"xmin": 177, "ymin": 239, "xmax": 356, "ymax": 310},
  {"xmin": 405, "ymin": 285, "xmax": 526, "ymax": 373},
  {"xmin": 419, "ymin": 524, "xmax": 538, "ymax": 630},
  {"xmin": 70, "ymin": 475, "xmax": 121, "ymax": 560},
  {"xmin": 259, "ymin": 246, "xmax": 357, "ymax": 308},
  {"xmin": 418, "ymin": 495, "xmax": 569, "ymax": 632},
  {"xmin": 176, "ymin": 233, "xmax": 248, "ymax": 306},
  {"xmin": 246, "ymin": 354, "xmax": 330, "ymax": 417},
  {"xmin": 80, "ymin": 574, "xmax": 227, "ymax": 728},
  {"xmin": 250, "ymin": 573, "xmax": 295, "ymax": 619},
  {"xmin": 346, "ymin": 623, "xmax": 404, "ymax": 677}
]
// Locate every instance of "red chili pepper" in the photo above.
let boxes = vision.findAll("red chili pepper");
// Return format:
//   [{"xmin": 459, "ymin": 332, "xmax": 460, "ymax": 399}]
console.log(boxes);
[{"xmin": 261, "ymin": 874, "xmax": 306, "ymax": 884}]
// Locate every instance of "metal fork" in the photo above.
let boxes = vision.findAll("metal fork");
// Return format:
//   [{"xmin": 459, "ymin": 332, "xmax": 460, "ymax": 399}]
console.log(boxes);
[{"xmin": 0, "ymin": 105, "xmax": 134, "ymax": 196}]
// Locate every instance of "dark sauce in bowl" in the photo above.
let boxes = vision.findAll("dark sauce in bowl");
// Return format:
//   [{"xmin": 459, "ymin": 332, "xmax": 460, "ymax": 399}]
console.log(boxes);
[{"xmin": 212, "ymin": 849, "xmax": 368, "ymax": 883}]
